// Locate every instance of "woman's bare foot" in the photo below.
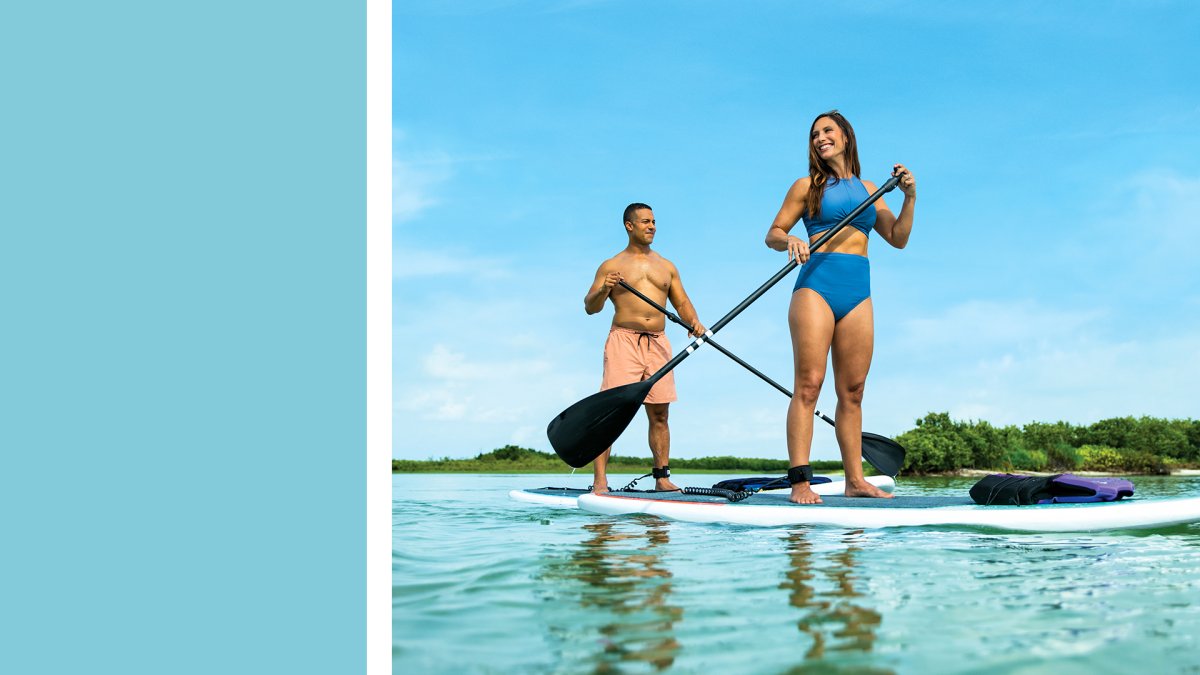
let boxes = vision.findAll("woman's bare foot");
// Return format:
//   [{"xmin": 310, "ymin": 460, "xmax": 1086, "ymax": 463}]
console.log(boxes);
[
  {"xmin": 789, "ymin": 484, "xmax": 823, "ymax": 504},
  {"xmin": 845, "ymin": 479, "xmax": 894, "ymax": 499},
  {"xmin": 655, "ymin": 478, "xmax": 681, "ymax": 492}
]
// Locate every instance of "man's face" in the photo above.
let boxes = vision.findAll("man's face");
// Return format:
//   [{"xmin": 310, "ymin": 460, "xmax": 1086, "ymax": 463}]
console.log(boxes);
[{"xmin": 625, "ymin": 209, "xmax": 656, "ymax": 245}]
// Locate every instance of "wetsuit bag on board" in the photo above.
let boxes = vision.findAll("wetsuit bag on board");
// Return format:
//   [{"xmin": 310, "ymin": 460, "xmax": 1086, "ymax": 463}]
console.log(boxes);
[{"xmin": 969, "ymin": 473, "xmax": 1135, "ymax": 506}]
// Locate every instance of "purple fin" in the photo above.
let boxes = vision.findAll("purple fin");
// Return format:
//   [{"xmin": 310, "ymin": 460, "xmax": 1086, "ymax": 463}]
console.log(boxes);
[{"xmin": 1036, "ymin": 474, "xmax": 1135, "ymax": 504}]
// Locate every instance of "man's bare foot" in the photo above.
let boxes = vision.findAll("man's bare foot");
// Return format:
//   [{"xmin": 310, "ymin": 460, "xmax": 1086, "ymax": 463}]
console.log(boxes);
[
  {"xmin": 789, "ymin": 484, "xmax": 823, "ymax": 504},
  {"xmin": 593, "ymin": 481, "xmax": 609, "ymax": 495},
  {"xmin": 655, "ymin": 478, "xmax": 681, "ymax": 492},
  {"xmin": 845, "ymin": 479, "xmax": 895, "ymax": 499}
]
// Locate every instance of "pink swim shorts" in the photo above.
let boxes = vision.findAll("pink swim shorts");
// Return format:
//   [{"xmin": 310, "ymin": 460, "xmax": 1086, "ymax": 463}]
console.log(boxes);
[{"xmin": 600, "ymin": 326, "xmax": 677, "ymax": 404}]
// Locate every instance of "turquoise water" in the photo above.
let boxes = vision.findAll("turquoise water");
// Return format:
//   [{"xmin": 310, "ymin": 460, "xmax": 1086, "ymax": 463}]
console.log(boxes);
[{"xmin": 394, "ymin": 473, "xmax": 1200, "ymax": 674}]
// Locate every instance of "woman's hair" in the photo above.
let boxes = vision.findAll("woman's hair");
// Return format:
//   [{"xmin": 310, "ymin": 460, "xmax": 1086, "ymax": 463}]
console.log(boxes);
[{"xmin": 804, "ymin": 110, "xmax": 861, "ymax": 219}]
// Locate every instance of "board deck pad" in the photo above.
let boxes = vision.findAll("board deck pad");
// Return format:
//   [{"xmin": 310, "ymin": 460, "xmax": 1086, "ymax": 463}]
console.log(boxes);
[
  {"xmin": 514, "ymin": 489, "xmax": 952, "ymax": 507},
  {"xmin": 509, "ymin": 475, "xmax": 895, "ymax": 509},
  {"xmin": 595, "ymin": 492, "xmax": 976, "ymax": 508}
]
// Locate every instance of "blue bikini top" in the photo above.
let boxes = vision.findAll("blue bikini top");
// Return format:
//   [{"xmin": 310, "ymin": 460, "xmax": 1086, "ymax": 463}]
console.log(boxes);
[{"xmin": 801, "ymin": 175, "xmax": 876, "ymax": 239}]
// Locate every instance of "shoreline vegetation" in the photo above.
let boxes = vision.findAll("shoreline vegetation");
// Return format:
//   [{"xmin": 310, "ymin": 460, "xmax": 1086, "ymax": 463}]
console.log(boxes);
[{"xmin": 394, "ymin": 413, "xmax": 1200, "ymax": 476}]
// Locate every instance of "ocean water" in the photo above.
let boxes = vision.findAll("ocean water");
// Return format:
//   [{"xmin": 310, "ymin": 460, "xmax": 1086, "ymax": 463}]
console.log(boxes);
[{"xmin": 393, "ymin": 473, "xmax": 1200, "ymax": 674}]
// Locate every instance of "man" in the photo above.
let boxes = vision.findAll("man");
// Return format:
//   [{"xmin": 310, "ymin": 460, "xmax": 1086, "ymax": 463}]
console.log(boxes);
[{"xmin": 583, "ymin": 203, "xmax": 706, "ymax": 494}]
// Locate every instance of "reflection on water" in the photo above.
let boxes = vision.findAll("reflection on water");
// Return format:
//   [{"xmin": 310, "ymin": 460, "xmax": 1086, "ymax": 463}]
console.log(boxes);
[
  {"xmin": 781, "ymin": 530, "xmax": 892, "ymax": 674},
  {"xmin": 541, "ymin": 519, "xmax": 681, "ymax": 673}
]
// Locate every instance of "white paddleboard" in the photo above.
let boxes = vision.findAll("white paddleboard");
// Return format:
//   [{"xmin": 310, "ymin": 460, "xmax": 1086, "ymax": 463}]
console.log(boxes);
[
  {"xmin": 509, "ymin": 475, "xmax": 896, "ymax": 509},
  {"xmin": 576, "ymin": 491, "xmax": 1200, "ymax": 532}
]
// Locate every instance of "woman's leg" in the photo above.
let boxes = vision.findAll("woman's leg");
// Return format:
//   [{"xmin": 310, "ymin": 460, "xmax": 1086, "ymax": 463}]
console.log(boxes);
[
  {"xmin": 830, "ymin": 298, "xmax": 892, "ymax": 498},
  {"xmin": 787, "ymin": 289, "xmax": 835, "ymax": 504}
]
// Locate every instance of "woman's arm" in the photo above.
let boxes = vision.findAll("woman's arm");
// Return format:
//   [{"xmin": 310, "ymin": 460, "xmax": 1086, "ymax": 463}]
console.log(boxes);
[
  {"xmin": 867, "ymin": 164, "xmax": 916, "ymax": 249},
  {"xmin": 765, "ymin": 177, "xmax": 813, "ymax": 262}
]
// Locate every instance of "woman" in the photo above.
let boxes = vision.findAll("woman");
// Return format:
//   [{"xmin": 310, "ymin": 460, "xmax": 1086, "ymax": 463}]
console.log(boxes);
[{"xmin": 764, "ymin": 110, "xmax": 917, "ymax": 504}]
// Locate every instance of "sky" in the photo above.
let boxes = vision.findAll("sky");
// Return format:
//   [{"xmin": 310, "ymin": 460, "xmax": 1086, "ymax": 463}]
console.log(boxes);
[{"xmin": 393, "ymin": 1, "xmax": 1200, "ymax": 462}]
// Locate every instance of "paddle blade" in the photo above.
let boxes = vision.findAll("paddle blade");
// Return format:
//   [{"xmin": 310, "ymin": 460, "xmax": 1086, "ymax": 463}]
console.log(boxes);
[
  {"xmin": 547, "ymin": 381, "xmax": 651, "ymax": 468},
  {"xmin": 862, "ymin": 432, "xmax": 906, "ymax": 477}
]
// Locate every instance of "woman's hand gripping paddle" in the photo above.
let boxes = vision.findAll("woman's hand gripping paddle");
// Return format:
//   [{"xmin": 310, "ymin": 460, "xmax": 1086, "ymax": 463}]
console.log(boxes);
[
  {"xmin": 615, "ymin": 280, "xmax": 906, "ymax": 477},
  {"xmin": 547, "ymin": 174, "xmax": 901, "ymax": 468}
]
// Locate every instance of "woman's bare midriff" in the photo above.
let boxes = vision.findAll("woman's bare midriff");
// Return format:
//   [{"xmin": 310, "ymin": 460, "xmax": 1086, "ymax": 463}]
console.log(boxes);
[{"xmin": 809, "ymin": 228, "xmax": 868, "ymax": 256}]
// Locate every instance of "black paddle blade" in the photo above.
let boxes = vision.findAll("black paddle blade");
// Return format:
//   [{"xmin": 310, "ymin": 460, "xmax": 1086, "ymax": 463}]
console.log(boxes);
[
  {"xmin": 862, "ymin": 432, "xmax": 906, "ymax": 477},
  {"xmin": 547, "ymin": 380, "xmax": 652, "ymax": 468}
]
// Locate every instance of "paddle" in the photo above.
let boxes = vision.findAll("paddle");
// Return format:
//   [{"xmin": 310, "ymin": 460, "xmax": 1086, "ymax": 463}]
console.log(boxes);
[
  {"xmin": 616, "ymin": 279, "xmax": 906, "ymax": 477},
  {"xmin": 547, "ymin": 173, "xmax": 902, "ymax": 468}
]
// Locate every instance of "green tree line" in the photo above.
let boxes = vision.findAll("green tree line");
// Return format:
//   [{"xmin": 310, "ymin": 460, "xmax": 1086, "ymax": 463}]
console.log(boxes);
[
  {"xmin": 898, "ymin": 413, "xmax": 1199, "ymax": 474},
  {"xmin": 393, "ymin": 414, "xmax": 1200, "ymax": 475},
  {"xmin": 392, "ymin": 444, "xmax": 845, "ymax": 474}
]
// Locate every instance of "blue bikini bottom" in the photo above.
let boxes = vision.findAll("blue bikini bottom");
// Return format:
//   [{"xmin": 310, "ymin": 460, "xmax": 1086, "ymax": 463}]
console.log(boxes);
[{"xmin": 792, "ymin": 252, "xmax": 870, "ymax": 322}]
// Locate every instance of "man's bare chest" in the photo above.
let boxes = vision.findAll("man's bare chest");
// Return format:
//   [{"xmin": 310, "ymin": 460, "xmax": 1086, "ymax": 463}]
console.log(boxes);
[{"xmin": 619, "ymin": 261, "xmax": 670, "ymax": 293}]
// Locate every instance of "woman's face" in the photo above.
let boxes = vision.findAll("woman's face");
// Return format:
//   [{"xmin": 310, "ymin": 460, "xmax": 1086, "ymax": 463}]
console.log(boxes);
[{"xmin": 811, "ymin": 116, "xmax": 845, "ymax": 161}]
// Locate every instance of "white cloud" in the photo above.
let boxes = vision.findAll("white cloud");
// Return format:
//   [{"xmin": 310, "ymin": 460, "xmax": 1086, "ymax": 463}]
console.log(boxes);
[
  {"xmin": 869, "ymin": 297, "xmax": 1200, "ymax": 433},
  {"xmin": 508, "ymin": 425, "xmax": 543, "ymax": 446},
  {"xmin": 391, "ymin": 129, "xmax": 512, "ymax": 224},
  {"xmin": 393, "ymin": 333, "xmax": 595, "ymax": 451},
  {"xmin": 395, "ymin": 387, "xmax": 470, "ymax": 421},
  {"xmin": 1129, "ymin": 169, "xmax": 1200, "ymax": 254},
  {"xmin": 392, "ymin": 129, "xmax": 476, "ymax": 223},
  {"xmin": 422, "ymin": 343, "xmax": 554, "ymax": 381},
  {"xmin": 894, "ymin": 300, "xmax": 1107, "ymax": 352},
  {"xmin": 392, "ymin": 245, "xmax": 516, "ymax": 281},
  {"xmin": 392, "ymin": 248, "xmax": 466, "ymax": 277},
  {"xmin": 393, "ymin": 155, "xmax": 450, "ymax": 222}
]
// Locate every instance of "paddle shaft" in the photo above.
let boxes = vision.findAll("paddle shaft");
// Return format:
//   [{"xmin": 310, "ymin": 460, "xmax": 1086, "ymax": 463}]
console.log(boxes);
[
  {"xmin": 619, "ymin": 281, "xmax": 864, "ymax": 424},
  {"xmin": 617, "ymin": 280, "xmax": 790, "ymax": 397},
  {"xmin": 639, "ymin": 173, "xmax": 901, "ymax": 389}
]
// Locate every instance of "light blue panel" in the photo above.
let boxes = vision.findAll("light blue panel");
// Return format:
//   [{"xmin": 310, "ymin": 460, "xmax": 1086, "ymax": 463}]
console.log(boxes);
[{"xmin": 1, "ymin": 2, "xmax": 366, "ymax": 672}]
